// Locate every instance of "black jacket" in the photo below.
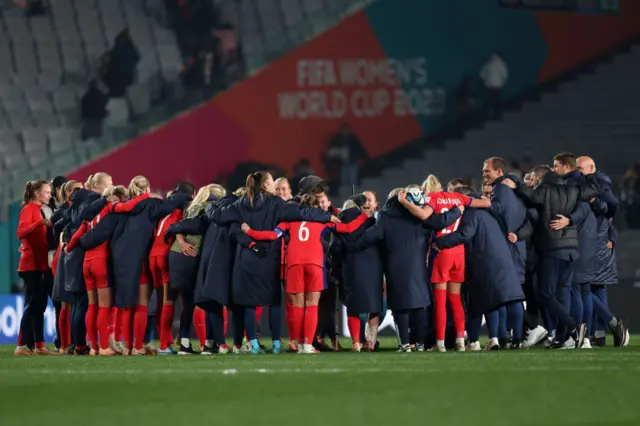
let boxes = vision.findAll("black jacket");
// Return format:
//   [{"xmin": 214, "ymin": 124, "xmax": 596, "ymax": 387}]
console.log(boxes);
[{"xmin": 514, "ymin": 173, "xmax": 599, "ymax": 253}]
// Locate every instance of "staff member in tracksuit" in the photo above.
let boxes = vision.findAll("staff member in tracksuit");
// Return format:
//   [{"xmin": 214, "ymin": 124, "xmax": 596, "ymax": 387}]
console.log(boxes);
[
  {"xmin": 577, "ymin": 156, "xmax": 628, "ymax": 347},
  {"xmin": 343, "ymin": 189, "xmax": 461, "ymax": 352},
  {"xmin": 502, "ymin": 166, "xmax": 598, "ymax": 348},
  {"xmin": 332, "ymin": 195, "xmax": 383, "ymax": 352},
  {"xmin": 551, "ymin": 153, "xmax": 598, "ymax": 348},
  {"xmin": 434, "ymin": 186, "xmax": 525, "ymax": 351},
  {"xmin": 208, "ymin": 171, "xmax": 336, "ymax": 354},
  {"xmin": 482, "ymin": 157, "xmax": 526, "ymax": 348},
  {"xmin": 14, "ymin": 180, "xmax": 53, "ymax": 356}
]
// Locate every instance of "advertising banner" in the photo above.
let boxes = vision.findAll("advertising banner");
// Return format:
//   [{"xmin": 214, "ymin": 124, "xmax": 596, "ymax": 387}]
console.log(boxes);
[{"xmin": 0, "ymin": 295, "xmax": 56, "ymax": 344}]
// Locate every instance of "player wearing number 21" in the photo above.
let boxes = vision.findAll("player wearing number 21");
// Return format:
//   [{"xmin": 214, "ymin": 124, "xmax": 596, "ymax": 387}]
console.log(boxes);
[
  {"xmin": 242, "ymin": 194, "xmax": 370, "ymax": 354},
  {"xmin": 411, "ymin": 175, "xmax": 490, "ymax": 352}
]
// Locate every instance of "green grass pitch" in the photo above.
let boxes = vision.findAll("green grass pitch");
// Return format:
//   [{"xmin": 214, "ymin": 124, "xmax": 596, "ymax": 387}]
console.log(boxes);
[{"xmin": 1, "ymin": 337, "xmax": 639, "ymax": 426}]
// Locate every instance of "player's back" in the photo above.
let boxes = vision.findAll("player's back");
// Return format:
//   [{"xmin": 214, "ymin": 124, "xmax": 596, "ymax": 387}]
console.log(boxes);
[
  {"xmin": 285, "ymin": 221, "xmax": 329, "ymax": 268},
  {"xmin": 425, "ymin": 191, "xmax": 470, "ymax": 250}
]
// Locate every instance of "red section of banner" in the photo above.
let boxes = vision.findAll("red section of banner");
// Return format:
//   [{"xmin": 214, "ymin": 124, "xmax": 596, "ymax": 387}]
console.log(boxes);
[
  {"xmin": 535, "ymin": 0, "xmax": 640, "ymax": 82},
  {"xmin": 68, "ymin": 105, "xmax": 249, "ymax": 190},
  {"xmin": 212, "ymin": 11, "xmax": 423, "ymax": 177}
]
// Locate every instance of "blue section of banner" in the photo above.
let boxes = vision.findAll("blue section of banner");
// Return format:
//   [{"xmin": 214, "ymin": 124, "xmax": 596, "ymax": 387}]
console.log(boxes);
[{"xmin": 0, "ymin": 295, "xmax": 56, "ymax": 344}]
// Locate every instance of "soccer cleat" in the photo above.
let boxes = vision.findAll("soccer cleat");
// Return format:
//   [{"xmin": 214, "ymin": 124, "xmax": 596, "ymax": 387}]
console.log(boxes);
[
  {"xmin": 218, "ymin": 345, "xmax": 229, "ymax": 355},
  {"xmin": 571, "ymin": 323, "xmax": 587, "ymax": 349},
  {"xmin": 74, "ymin": 346, "xmax": 90, "ymax": 356},
  {"xmin": 484, "ymin": 338, "xmax": 500, "ymax": 351},
  {"xmin": 232, "ymin": 346, "xmax": 242, "ymax": 354},
  {"xmin": 201, "ymin": 345, "xmax": 216, "ymax": 355},
  {"xmin": 522, "ymin": 326, "xmax": 548, "ymax": 349},
  {"xmin": 351, "ymin": 342, "xmax": 362, "ymax": 353},
  {"xmin": 143, "ymin": 343, "xmax": 158, "ymax": 355},
  {"xmin": 581, "ymin": 338, "xmax": 592, "ymax": 349},
  {"xmin": 131, "ymin": 348, "xmax": 147, "ymax": 356},
  {"xmin": 272, "ymin": 340, "xmax": 282, "ymax": 354},
  {"xmin": 623, "ymin": 329, "xmax": 630, "ymax": 347},
  {"xmin": 288, "ymin": 341, "xmax": 299, "ymax": 353},
  {"xmin": 121, "ymin": 348, "xmax": 131, "ymax": 356},
  {"xmin": 34, "ymin": 347, "xmax": 54, "ymax": 355},
  {"xmin": 66, "ymin": 344, "xmax": 76, "ymax": 355},
  {"xmin": 314, "ymin": 338, "xmax": 332, "ymax": 352},
  {"xmin": 455, "ymin": 338, "xmax": 465, "ymax": 352},
  {"xmin": 330, "ymin": 337, "xmax": 343, "ymax": 351},
  {"xmin": 251, "ymin": 345, "xmax": 265, "ymax": 355},
  {"xmin": 428, "ymin": 342, "xmax": 446, "ymax": 353},
  {"xmin": 298, "ymin": 344, "xmax": 319, "ymax": 354},
  {"xmin": 415, "ymin": 343, "xmax": 425, "ymax": 352},
  {"xmin": 158, "ymin": 347, "xmax": 176, "ymax": 356},
  {"xmin": 112, "ymin": 342, "xmax": 125, "ymax": 355},
  {"xmin": 612, "ymin": 320, "xmax": 628, "ymax": 347},
  {"xmin": 14, "ymin": 346, "xmax": 33, "ymax": 356},
  {"xmin": 465, "ymin": 341, "xmax": 481, "ymax": 352},
  {"xmin": 99, "ymin": 348, "xmax": 117, "ymax": 356},
  {"xmin": 178, "ymin": 344, "xmax": 199, "ymax": 355},
  {"xmin": 89, "ymin": 348, "xmax": 98, "ymax": 356},
  {"xmin": 397, "ymin": 344, "xmax": 412, "ymax": 353},
  {"xmin": 58, "ymin": 348, "xmax": 67, "ymax": 355}
]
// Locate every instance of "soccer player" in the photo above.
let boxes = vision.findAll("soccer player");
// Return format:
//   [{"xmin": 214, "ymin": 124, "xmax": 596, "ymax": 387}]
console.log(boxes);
[
  {"xmin": 241, "ymin": 193, "xmax": 369, "ymax": 354},
  {"xmin": 402, "ymin": 175, "xmax": 490, "ymax": 352}
]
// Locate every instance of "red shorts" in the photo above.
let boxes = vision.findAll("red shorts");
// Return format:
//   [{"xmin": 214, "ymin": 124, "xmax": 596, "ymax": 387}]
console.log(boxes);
[
  {"xmin": 83, "ymin": 258, "xmax": 108, "ymax": 291},
  {"xmin": 431, "ymin": 252, "xmax": 465, "ymax": 284},
  {"xmin": 139, "ymin": 261, "xmax": 151, "ymax": 286},
  {"xmin": 286, "ymin": 264, "xmax": 325, "ymax": 294},
  {"xmin": 149, "ymin": 255, "xmax": 169, "ymax": 288}
]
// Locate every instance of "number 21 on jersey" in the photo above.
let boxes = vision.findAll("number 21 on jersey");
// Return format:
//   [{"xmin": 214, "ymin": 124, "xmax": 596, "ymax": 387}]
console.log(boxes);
[{"xmin": 440, "ymin": 208, "xmax": 461, "ymax": 234}]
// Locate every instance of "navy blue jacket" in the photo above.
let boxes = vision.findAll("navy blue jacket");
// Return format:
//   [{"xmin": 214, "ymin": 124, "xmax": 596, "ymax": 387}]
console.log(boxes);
[
  {"xmin": 63, "ymin": 189, "xmax": 102, "ymax": 294},
  {"xmin": 591, "ymin": 172, "xmax": 619, "ymax": 285},
  {"xmin": 80, "ymin": 193, "xmax": 191, "ymax": 308},
  {"xmin": 210, "ymin": 193, "xmax": 332, "ymax": 307},
  {"xmin": 332, "ymin": 207, "xmax": 383, "ymax": 315},
  {"xmin": 436, "ymin": 207, "xmax": 525, "ymax": 316},
  {"xmin": 345, "ymin": 196, "xmax": 461, "ymax": 311},
  {"xmin": 491, "ymin": 175, "xmax": 527, "ymax": 283},
  {"xmin": 565, "ymin": 170, "xmax": 598, "ymax": 284}
]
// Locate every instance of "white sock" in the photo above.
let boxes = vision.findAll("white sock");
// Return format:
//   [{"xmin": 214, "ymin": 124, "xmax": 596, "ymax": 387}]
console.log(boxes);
[
  {"xmin": 436, "ymin": 339, "xmax": 445, "ymax": 347},
  {"xmin": 205, "ymin": 340, "xmax": 215, "ymax": 347},
  {"xmin": 608, "ymin": 317, "xmax": 618, "ymax": 329},
  {"xmin": 180, "ymin": 338, "xmax": 190, "ymax": 348},
  {"xmin": 488, "ymin": 337, "xmax": 499, "ymax": 346},
  {"xmin": 594, "ymin": 330, "xmax": 606, "ymax": 338},
  {"xmin": 455, "ymin": 337, "xmax": 465, "ymax": 345}
]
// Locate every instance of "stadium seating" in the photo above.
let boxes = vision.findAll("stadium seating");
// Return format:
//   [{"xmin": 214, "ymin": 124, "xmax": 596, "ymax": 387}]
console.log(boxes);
[{"xmin": 359, "ymin": 44, "xmax": 640, "ymax": 198}]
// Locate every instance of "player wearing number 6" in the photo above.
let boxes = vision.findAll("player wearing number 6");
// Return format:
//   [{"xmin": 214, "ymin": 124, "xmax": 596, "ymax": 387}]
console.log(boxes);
[{"xmin": 242, "ymin": 194, "xmax": 369, "ymax": 354}]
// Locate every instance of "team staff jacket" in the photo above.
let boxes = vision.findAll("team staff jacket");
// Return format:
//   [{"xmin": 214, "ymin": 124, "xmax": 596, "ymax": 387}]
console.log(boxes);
[
  {"xmin": 66, "ymin": 194, "xmax": 150, "ymax": 258},
  {"xmin": 247, "ymin": 213, "xmax": 368, "ymax": 268},
  {"xmin": 17, "ymin": 202, "xmax": 50, "ymax": 272}
]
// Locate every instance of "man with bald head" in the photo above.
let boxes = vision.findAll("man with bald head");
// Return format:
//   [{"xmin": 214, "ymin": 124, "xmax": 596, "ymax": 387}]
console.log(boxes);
[
  {"xmin": 576, "ymin": 156, "xmax": 627, "ymax": 346},
  {"xmin": 275, "ymin": 177, "xmax": 292, "ymax": 201}
]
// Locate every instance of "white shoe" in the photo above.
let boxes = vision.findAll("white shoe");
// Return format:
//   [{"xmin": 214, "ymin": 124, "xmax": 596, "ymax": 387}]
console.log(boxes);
[
  {"xmin": 427, "ymin": 343, "xmax": 445, "ymax": 353},
  {"xmin": 523, "ymin": 325, "xmax": 548, "ymax": 349},
  {"xmin": 484, "ymin": 338, "xmax": 500, "ymax": 351},
  {"xmin": 218, "ymin": 345, "xmax": 229, "ymax": 354},
  {"xmin": 466, "ymin": 341, "xmax": 481, "ymax": 351},
  {"xmin": 232, "ymin": 346, "xmax": 242, "ymax": 354},
  {"xmin": 623, "ymin": 329, "xmax": 630, "ymax": 347},
  {"xmin": 364, "ymin": 322, "xmax": 378, "ymax": 348},
  {"xmin": 397, "ymin": 344, "xmax": 412, "ymax": 353},
  {"xmin": 581, "ymin": 338, "xmax": 592, "ymax": 349},
  {"xmin": 241, "ymin": 343, "xmax": 252, "ymax": 353},
  {"xmin": 562, "ymin": 337, "xmax": 575, "ymax": 350},
  {"xmin": 298, "ymin": 344, "xmax": 319, "ymax": 354},
  {"xmin": 455, "ymin": 338, "xmax": 465, "ymax": 352}
]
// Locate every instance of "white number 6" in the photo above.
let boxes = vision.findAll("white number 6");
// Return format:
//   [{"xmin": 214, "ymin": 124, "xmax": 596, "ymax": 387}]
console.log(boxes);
[{"xmin": 298, "ymin": 221, "xmax": 310, "ymax": 242}]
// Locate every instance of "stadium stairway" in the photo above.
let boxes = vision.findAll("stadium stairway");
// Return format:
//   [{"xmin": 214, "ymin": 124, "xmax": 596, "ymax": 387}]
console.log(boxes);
[{"xmin": 356, "ymin": 42, "xmax": 640, "ymax": 201}]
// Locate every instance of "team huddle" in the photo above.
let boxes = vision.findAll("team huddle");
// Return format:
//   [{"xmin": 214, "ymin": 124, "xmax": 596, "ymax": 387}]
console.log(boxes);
[{"xmin": 13, "ymin": 151, "xmax": 629, "ymax": 356}]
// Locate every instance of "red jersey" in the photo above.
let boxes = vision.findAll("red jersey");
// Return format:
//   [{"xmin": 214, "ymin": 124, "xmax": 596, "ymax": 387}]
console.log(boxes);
[
  {"xmin": 424, "ymin": 191, "xmax": 471, "ymax": 254},
  {"xmin": 17, "ymin": 202, "xmax": 49, "ymax": 271},
  {"xmin": 248, "ymin": 213, "xmax": 367, "ymax": 268},
  {"xmin": 149, "ymin": 208, "xmax": 182, "ymax": 257}
]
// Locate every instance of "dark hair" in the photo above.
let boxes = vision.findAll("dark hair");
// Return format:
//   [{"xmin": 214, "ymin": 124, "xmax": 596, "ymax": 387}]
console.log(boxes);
[
  {"xmin": 553, "ymin": 152, "xmax": 577, "ymax": 169},
  {"xmin": 299, "ymin": 193, "xmax": 318, "ymax": 208},
  {"xmin": 174, "ymin": 181, "xmax": 195, "ymax": 196},
  {"xmin": 447, "ymin": 178, "xmax": 467, "ymax": 188},
  {"xmin": 245, "ymin": 171, "xmax": 271, "ymax": 207},
  {"xmin": 453, "ymin": 185, "xmax": 475, "ymax": 196},
  {"xmin": 22, "ymin": 179, "xmax": 49, "ymax": 206},
  {"xmin": 532, "ymin": 165, "xmax": 552, "ymax": 177},
  {"xmin": 312, "ymin": 180, "xmax": 329, "ymax": 195},
  {"xmin": 485, "ymin": 157, "xmax": 507, "ymax": 173}
]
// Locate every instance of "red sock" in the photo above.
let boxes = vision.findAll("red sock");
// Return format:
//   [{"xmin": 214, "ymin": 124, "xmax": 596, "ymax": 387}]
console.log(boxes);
[
  {"xmin": 160, "ymin": 304, "xmax": 174, "ymax": 350},
  {"xmin": 448, "ymin": 292, "xmax": 466, "ymax": 339},
  {"xmin": 97, "ymin": 307, "xmax": 110, "ymax": 350},
  {"xmin": 303, "ymin": 305, "xmax": 318, "ymax": 345},
  {"xmin": 59, "ymin": 306, "xmax": 70, "ymax": 349},
  {"xmin": 109, "ymin": 307, "xmax": 117, "ymax": 336},
  {"xmin": 193, "ymin": 307, "xmax": 206, "ymax": 348},
  {"xmin": 119, "ymin": 308, "xmax": 133, "ymax": 349},
  {"xmin": 256, "ymin": 305, "xmax": 263, "ymax": 323},
  {"xmin": 223, "ymin": 307, "xmax": 228, "ymax": 336},
  {"xmin": 133, "ymin": 305, "xmax": 148, "ymax": 350},
  {"xmin": 347, "ymin": 316, "xmax": 361, "ymax": 344},
  {"xmin": 85, "ymin": 304, "xmax": 98, "ymax": 350},
  {"xmin": 290, "ymin": 306, "xmax": 304, "ymax": 344},
  {"xmin": 434, "ymin": 288, "xmax": 447, "ymax": 341},
  {"xmin": 35, "ymin": 341, "xmax": 44, "ymax": 349}
]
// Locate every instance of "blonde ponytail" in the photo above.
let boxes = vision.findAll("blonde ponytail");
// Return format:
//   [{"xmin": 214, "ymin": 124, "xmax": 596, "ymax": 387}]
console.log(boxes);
[
  {"xmin": 128, "ymin": 175, "xmax": 150, "ymax": 198},
  {"xmin": 421, "ymin": 174, "xmax": 442, "ymax": 194},
  {"xmin": 85, "ymin": 174, "xmax": 94, "ymax": 189},
  {"xmin": 186, "ymin": 184, "xmax": 227, "ymax": 218}
]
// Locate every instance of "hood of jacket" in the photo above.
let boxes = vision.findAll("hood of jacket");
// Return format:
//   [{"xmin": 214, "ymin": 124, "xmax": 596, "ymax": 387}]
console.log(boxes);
[
  {"xmin": 239, "ymin": 192, "xmax": 273, "ymax": 211},
  {"xmin": 594, "ymin": 170, "xmax": 613, "ymax": 189},
  {"xmin": 70, "ymin": 188, "xmax": 95, "ymax": 205},
  {"xmin": 339, "ymin": 207, "xmax": 362, "ymax": 223},
  {"xmin": 542, "ymin": 172, "xmax": 566, "ymax": 186},
  {"xmin": 493, "ymin": 174, "xmax": 520, "ymax": 187},
  {"xmin": 382, "ymin": 196, "xmax": 408, "ymax": 218}
]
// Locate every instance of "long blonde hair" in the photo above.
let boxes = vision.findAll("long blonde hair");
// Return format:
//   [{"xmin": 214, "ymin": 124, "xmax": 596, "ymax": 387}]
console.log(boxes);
[
  {"xmin": 186, "ymin": 184, "xmax": 226, "ymax": 217},
  {"xmin": 233, "ymin": 187, "xmax": 247, "ymax": 197},
  {"xmin": 128, "ymin": 175, "xmax": 150, "ymax": 198},
  {"xmin": 342, "ymin": 199, "xmax": 358, "ymax": 210},
  {"xmin": 102, "ymin": 185, "xmax": 128, "ymax": 200},
  {"xmin": 61, "ymin": 180, "xmax": 80, "ymax": 203},
  {"xmin": 421, "ymin": 174, "xmax": 442, "ymax": 194},
  {"xmin": 388, "ymin": 187, "xmax": 403, "ymax": 200}
]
